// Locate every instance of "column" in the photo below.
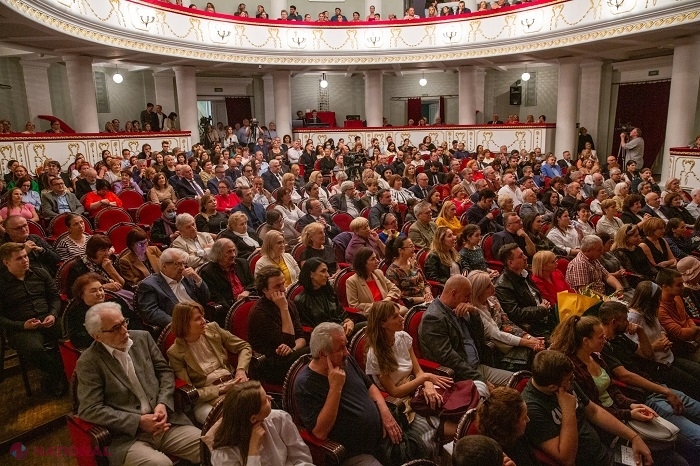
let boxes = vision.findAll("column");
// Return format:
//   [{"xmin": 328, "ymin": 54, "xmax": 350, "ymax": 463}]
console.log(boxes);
[
  {"xmin": 62, "ymin": 56, "xmax": 99, "ymax": 133},
  {"xmin": 173, "ymin": 65, "xmax": 198, "ymax": 141},
  {"xmin": 272, "ymin": 71, "xmax": 292, "ymax": 139},
  {"xmin": 262, "ymin": 74, "xmax": 275, "ymax": 126},
  {"xmin": 270, "ymin": 0, "xmax": 285, "ymax": 18},
  {"xmin": 153, "ymin": 70, "xmax": 177, "ymax": 118},
  {"xmin": 578, "ymin": 60, "xmax": 604, "ymax": 155},
  {"xmin": 554, "ymin": 58, "xmax": 580, "ymax": 157},
  {"xmin": 458, "ymin": 66, "xmax": 477, "ymax": 125},
  {"xmin": 20, "ymin": 61, "xmax": 52, "ymax": 126},
  {"xmin": 662, "ymin": 36, "xmax": 700, "ymax": 181},
  {"xmin": 364, "ymin": 70, "xmax": 383, "ymax": 127}
]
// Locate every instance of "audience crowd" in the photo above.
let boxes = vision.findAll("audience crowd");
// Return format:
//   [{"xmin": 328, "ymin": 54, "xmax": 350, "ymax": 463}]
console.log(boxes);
[{"xmin": 6, "ymin": 112, "xmax": 700, "ymax": 466}]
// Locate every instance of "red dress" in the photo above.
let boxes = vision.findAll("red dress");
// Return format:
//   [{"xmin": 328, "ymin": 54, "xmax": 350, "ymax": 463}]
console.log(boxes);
[{"xmin": 531, "ymin": 270, "xmax": 574, "ymax": 305}]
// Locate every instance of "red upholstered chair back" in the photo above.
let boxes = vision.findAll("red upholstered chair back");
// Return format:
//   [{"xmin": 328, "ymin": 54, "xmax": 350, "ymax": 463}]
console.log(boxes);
[
  {"xmin": 176, "ymin": 198, "xmax": 199, "ymax": 217},
  {"xmin": 287, "ymin": 282, "xmax": 305, "ymax": 302},
  {"xmin": 349, "ymin": 327, "xmax": 367, "ymax": 371},
  {"xmin": 27, "ymin": 220, "xmax": 46, "ymax": 237},
  {"xmin": 156, "ymin": 323, "xmax": 176, "ymax": 361},
  {"xmin": 118, "ymin": 190, "xmax": 144, "ymax": 212},
  {"xmin": 333, "ymin": 267, "xmax": 355, "ymax": 309},
  {"xmin": 590, "ymin": 214, "xmax": 602, "ymax": 227},
  {"xmin": 107, "ymin": 222, "xmax": 137, "ymax": 254},
  {"xmin": 403, "ymin": 307, "xmax": 425, "ymax": 359},
  {"xmin": 401, "ymin": 220, "xmax": 414, "ymax": 237},
  {"xmin": 95, "ymin": 207, "xmax": 131, "ymax": 233},
  {"xmin": 248, "ymin": 251, "xmax": 262, "ymax": 275},
  {"xmin": 291, "ymin": 243, "xmax": 306, "ymax": 264},
  {"xmin": 454, "ymin": 408, "xmax": 479, "ymax": 440},
  {"xmin": 332, "ymin": 211, "xmax": 354, "ymax": 232},
  {"xmin": 481, "ymin": 233, "xmax": 496, "ymax": 262},
  {"xmin": 136, "ymin": 202, "xmax": 162, "ymax": 228},
  {"xmin": 224, "ymin": 296, "xmax": 260, "ymax": 342},
  {"xmin": 360, "ymin": 207, "xmax": 370, "ymax": 219}
]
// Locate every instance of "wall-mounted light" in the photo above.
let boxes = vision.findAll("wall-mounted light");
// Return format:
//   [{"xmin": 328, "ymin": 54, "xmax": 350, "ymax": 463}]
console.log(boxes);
[
  {"xmin": 319, "ymin": 73, "xmax": 328, "ymax": 89},
  {"xmin": 521, "ymin": 72, "xmax": 531, "ymax": 82},
  {"xmin": 419, "ymin": 73, "xmax": 427, "ymax": 87},
  {"xmin": 113, "ymin": 64, "xmax": 123, "ymax": 84}
]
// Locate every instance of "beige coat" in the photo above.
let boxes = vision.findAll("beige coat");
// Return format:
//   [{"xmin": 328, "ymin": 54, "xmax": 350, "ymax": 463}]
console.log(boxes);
[
  {"xmin": 346, "ymin": 269, "xmax": 401, "ymax": 314},
  {"xmin": 167, "ymin": 322, "xmax": 253, "ymax": 402}
]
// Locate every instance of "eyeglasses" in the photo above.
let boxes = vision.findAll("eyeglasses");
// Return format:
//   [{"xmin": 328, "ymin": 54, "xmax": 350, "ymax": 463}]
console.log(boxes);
[
  {"xmin": 165, "ymin": 261, "xmax": 186, "ymax": 267},
  {"xmin": 101, "ymin": 318, "xmax": 129, "ymax": 333}
]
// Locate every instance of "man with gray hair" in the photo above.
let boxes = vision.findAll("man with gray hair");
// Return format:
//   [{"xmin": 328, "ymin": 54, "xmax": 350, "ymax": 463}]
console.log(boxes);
[
  {"xmin": 294, "ymin": 322, "xmax": 402, "ymax": 465},
  {"xmin": 408, "ymin": 201, "xmax": 438, "ymax": 249},
  {"xmin": 199, "ymin": 238, "xmax": 254, "ymax": 317},
  {"xmin": 136, "ymin": 248, "xmax": 210, "ymax": 328},
  {"xmin": 330, "ymin": 180, "xmax": 363, "ymax": 217},
  {"xmin": 565, "ymin": 235, "xmax": 625, "ymax": 298},
  {"xmin": 76, "ymin": 303, "xmax": 200, "ymax": 466},
  {"xmin": 603, "ymin": 168, "xmax": 622, "ymax": 197}
]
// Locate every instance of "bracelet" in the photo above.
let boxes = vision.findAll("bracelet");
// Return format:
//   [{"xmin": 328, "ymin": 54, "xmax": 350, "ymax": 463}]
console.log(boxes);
[{"xmin": 630, "ymin": 434, "xmax": 639, "ymax": 442}]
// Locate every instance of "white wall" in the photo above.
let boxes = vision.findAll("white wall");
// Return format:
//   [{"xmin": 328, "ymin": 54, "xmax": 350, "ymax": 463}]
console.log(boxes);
[
  {"xmin": 383, "ymin": 72, "xmax": 459, "ymax": 125},
  {"xmin": 47, "ymin": 63, "xmax": 73, "ymax": 129},
  {"xmin": 484, "ymin": 66, "xmax": 559, "ymax": 124},
  {"xmin": 0, "ymin": 58, "xmax": 29, "ymax": 131},
  {"xmin": 94, "ymin": 68, "xmax": 156, "ymax": 130}
]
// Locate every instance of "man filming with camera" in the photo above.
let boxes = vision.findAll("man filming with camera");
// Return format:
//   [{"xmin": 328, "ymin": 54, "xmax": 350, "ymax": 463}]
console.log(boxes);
[{"xmin": 620, "ymin": 127, "xmax": 645, "ymax": 168}]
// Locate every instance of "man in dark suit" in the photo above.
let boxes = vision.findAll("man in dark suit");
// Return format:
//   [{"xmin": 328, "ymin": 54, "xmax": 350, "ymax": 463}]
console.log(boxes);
[
  {"xmin": 1, "ymin": 215, "xmax": 60, "ymax": 276},
  {"xmin": 199, "ymin": 239, "xmax": 254, "ymax": 317},
  {"xmin": 75, "ymin": 303, "xmax": 200, "ymax": 466},
  {"xmin": 40, "ymin": 176, "xmax": 85, "ymax": 219},
  {"xmin": 175, "ymin": 165, "xmax": 207, "ymax": 199},
  {"xmin": 208, "ymin": 165, "xmax": 235, "ymax": 195},
  {"xmin": 232, "ymin": 186, "xmax": 266, "ymax": 229},
  {"xmin": 369, "ymin": 189, "xmax": 394, "ymax": 229},
  {"xmin": 262, "ymin": 159, "xmax": 284, "ymax": 193},
  {"xmin": 136, "ymin": 248, "xmax": 211, "ymax": 328},
  {"xmin": 641, "ymin": 192, "xmax": 668, "ymax": 222},
  {"xmin": 487, "ymin": 113, "xmax": 503, "ymax": 124},
  {"xmin": 152, "ymin": 105, "xmax": 165, "ymax": 132},
  {"xmin": 329, "ymin": 181, "xmax": 364, "ymax": 217},
  {"xmin": 75, "ymin": 167, "xmax": 98, "ymax": 200},
  {"xmin": 298, "ymin": 199, "xmax": 341, "ymax": 238},
  {"xmin": 409, "ymin": 173, "xmax": 431, "ymax": 199},
  {"xmin": 557, "ymin": 151, "xmax": 576, "ymax": 171},
  {"xmin": 425, "ymin": 162, "xmax": 445, "ymax": 186},
  {"xmin": 307, "ymin": 110, "xmax": 322, "ymax": 124}
]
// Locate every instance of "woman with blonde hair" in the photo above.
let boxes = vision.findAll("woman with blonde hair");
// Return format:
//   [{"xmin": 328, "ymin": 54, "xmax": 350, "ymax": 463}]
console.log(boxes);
[
  {"xmin": 451, "ymin": 184, "xmax": 471, "ymax": 217},
  {"xmin": 254, "ymin": 230, "xmax": 300, "ymax": 288},
  {"xmin": 612, "ymin": 224, "xmax": 658, "ymax": 281},
  {"xmin": 424, "ymin": 226, "xmax": 462, "ymax": 284},
  {"xmin": 299, "ymin": 222, "xmax": 337, "ymax": 274},
  {"xmin": 168, "ymin": 301, "xmax": 253, "ymax": 424},
  {"xmin": 402, "ymin": 164, "xmax": 417, "ymax": 188},
  {"xmin": 274, "ymin": 188, "xmax": 304, "ymax": 240},
  {"xmin": 208, "ymin": 380, "xmax": 312, "ymax": 466},
  {"xmin": 281, "ymin": 172, "xmax": 302, "ymax": 204},
  {"xmin": 435, "ymin": 200, "xmax": 463, "ymax": 237},
  {"xmin": 364, "ymin": 301, "xmax": 453, "ymax": 445},
  {"xmin": 661, "ymin": 178, "xmax": 684, "ymax": 205},
  {"xmin": 468, "ymin": 270, "xmax": 542, "ymax": 371},
  {"xmin": 530, "ymin": 250, "xmax": 574, "ymax": 305},
  {"xmin": 613, "ymin": 182, "xmax": 629, "ymax": 212}
]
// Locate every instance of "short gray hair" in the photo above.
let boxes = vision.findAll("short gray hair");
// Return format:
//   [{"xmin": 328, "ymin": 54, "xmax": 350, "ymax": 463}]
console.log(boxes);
[
  {"xmin": 160, "ymin": 247, "xmax": 188, "ymax": 267},
  {"xmin": 340, "ymin": 181, "xmax": 355, "ymax": 193},
  {"xmin": 310, "ymin": 322, "xmax": 345, "ymax": 359},
  {"xmin": 580, "ymin": 235, "xmax": 603, "ymax": 252},
  {"xmin": 414, "ymin": 201, "xmax": 431, "ymax": 217},
  {"xmin": 209, "ymin": 238, "xmax": 234, "ymax": 262},
  {"xmin": 175, "ymin": 213, "xmax": 195, "ymax": 230},
  {"xmin": 336, "ymin": 171, "xmax": 348, "ymax": 182},
  {"xmin": 609, "ymin": 168, "xmax": 621, "ymax": 176},
  {"xmin": 84, "ymin": 302, "xmax": 123, "ymax": 336},
  {"xmin": 691, "ymin": 188, "xmax": 700, "ymax": 197}
]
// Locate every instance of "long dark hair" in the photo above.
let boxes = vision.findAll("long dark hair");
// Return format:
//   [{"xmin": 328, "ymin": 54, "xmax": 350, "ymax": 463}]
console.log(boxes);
[
  {"xmin": 385, "ymin": 235, "xmax": 410, "ymax": 264},
  {"xmin": 298, "ymin": 257, "xmax": 332, "ymax": 293},
  {"xmin": 212, "ymin": 380, "xmax": 263, "ymax": 463},
  {"xmin": 365, "ymin": 301, "xmax": 399, "ymax": 374},
  {"xmin": 627, "ymin": 281, "xmax": 662, "ymax": 327}
]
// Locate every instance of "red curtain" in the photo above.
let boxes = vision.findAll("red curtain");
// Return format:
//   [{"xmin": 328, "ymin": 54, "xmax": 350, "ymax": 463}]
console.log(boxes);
[
  {"xmin": 225, "ymin": 97, "xmax": 252, "ymax": 127},
  {"xmin": 407, "ymin": 98, "xmax": 422, "ymax": 125},
  {"xmin": 439, "ymin": 96, "xmax": 446, "ymax": 124},
  {"xmin": 611, "ymin": 80, "xmax": 671, "ymax": 168}
]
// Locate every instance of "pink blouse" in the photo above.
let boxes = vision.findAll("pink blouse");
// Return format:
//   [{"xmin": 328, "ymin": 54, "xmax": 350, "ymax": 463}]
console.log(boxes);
[{"xmin": 0, "ymin": 204, "xmax": 36, "ymax": 220}]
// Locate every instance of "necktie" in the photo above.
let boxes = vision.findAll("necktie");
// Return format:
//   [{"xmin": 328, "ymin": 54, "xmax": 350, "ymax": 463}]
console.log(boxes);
[
  {"xmin": 422, "ymin": 188, "xmax": 427, "ymax": 198},
  {"xmin": 190, "ymin": 179, "xmax": 203, "ymax": 196}
]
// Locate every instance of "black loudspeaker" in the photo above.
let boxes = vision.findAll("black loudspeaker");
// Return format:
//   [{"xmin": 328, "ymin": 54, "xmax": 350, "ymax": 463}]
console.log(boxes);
[{"xmin": 510, "ymin": 86, "xmax": 522, "ymax": 106}]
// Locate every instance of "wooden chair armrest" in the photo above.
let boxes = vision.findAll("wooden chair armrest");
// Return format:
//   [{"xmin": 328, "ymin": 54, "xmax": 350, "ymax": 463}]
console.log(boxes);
[
  {"xmin": 299, "ymin": 429, "xmax": 347, "ymax": 466},
  {"xmin": 417, "ymin": 359, "xmax": 455, "ymax": 378}
]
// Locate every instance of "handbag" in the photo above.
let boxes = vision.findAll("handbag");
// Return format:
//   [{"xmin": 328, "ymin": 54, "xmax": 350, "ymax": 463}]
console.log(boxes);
[
  {"xmin": 410, "ymin": 379, "xmax": 480, "ymax": 423},
  {"xmin": 557, "ymin": 291, "xmax": 601, "ymax": 323},
  {"xmin": 627, "ymin": 417, "xmax": 679, "ymax": 451},
  {"xmin": 378, "ymin": 402, "xmax": 430, "ymax": 465}
]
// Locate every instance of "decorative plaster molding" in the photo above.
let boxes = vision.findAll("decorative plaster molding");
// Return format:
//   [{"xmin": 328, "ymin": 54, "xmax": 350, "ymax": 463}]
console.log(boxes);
[{"xmin": 2, "ymin": 0, "xmax": 699, "ymax": 63}]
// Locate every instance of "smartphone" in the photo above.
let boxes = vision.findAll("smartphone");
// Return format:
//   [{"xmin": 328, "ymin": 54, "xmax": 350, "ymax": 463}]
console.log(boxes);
[{"xmin": 614, "ymin": 444, "xmax": 635, "ymax": 466}]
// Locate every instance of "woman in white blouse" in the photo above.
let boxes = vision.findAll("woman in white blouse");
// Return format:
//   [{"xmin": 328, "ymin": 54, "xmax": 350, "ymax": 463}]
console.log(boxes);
[
  {"xmin": 389, "ymin": 174, "xmax": 415, "ymax": 204},
  {"xmin": 208, "ymin": 380, "xmax": 313, "ymax": 466},
  {"xmin": 596, "ymin": 199, "xmax": 625, "ymax": 237},
  {"xmin": 546, "ymin": 207, "xmax": 582, "ymax": 257},
  {"xmin": 274, "ymin": 188, "xmax": 303, "ymax": 243}
]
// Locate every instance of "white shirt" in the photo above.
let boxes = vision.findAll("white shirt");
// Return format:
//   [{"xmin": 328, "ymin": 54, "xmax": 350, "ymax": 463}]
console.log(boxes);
[
  {"xmin": 546, "ymin": 226, "xmax": 581, "ymax": 255},
  {"xmin": 498, "ymin": 184, "xmax": 524, "ymax": 207},
  {"xmin": 365, "ymin": 331, "xmax": 414, "ymax": 390},
  {"xmin": 287, "ymin": 147, "xmax": 303, "ymax": 164},
  {"xmin": 162, "ymin": 272, "xmax": 195, "ymax": 303},
  {"xmin": 101, "ymin": 339, "xmax": 151, "ymax": 414}
]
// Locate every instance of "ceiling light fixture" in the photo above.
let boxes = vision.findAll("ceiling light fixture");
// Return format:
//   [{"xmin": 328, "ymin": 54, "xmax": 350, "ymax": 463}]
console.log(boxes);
[
  {"xmin": 521, "ymin": 72, "xmax": 531, "ymax": 82},
  {"xmin": 419, "ymin": 73, "xmax": 427, "ymax": 87},
  {"xmin": 319, "ymin": 73, "xmax": 328, "ymax": 89},
  {"xmin": 113, "ymin": 64, "xmax": 123, "ymax": 84}
]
